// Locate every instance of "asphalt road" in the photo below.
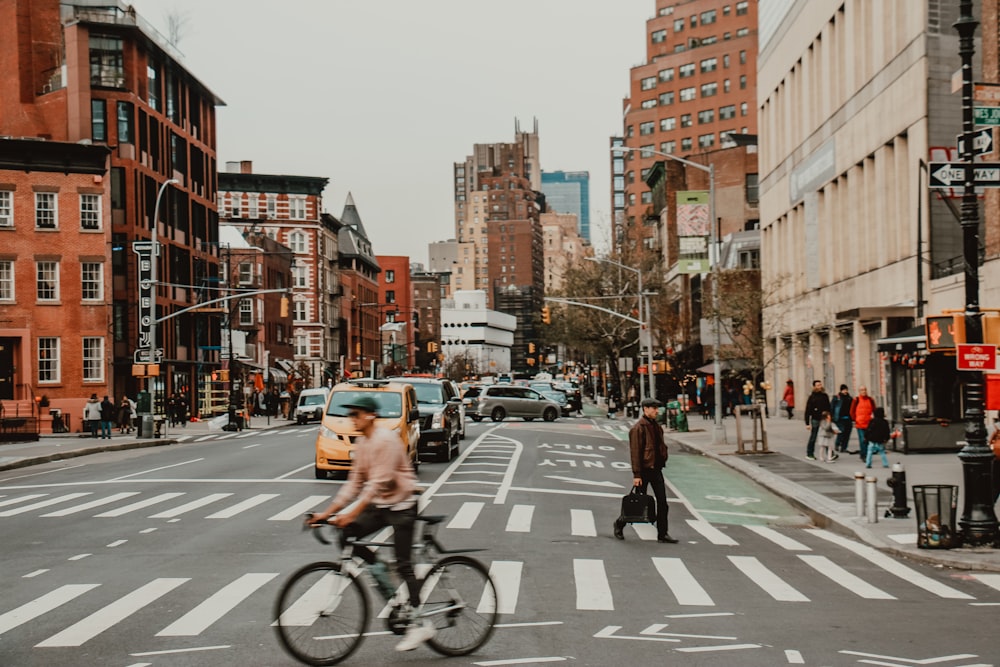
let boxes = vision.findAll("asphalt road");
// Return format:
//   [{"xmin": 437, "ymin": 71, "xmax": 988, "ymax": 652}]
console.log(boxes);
[{"xmin": 1, "ymin": 417, "xmax": 998, "ymax": 667}]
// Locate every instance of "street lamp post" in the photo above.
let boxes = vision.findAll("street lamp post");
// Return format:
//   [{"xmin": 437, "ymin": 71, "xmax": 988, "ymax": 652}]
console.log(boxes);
[
  {"xmin": 149, "ymin": 178, "xmax": 178, "ymax": 430},
  {"xmin": 611, "ymin": 146, "xmax": 725, "ymax": 445}
]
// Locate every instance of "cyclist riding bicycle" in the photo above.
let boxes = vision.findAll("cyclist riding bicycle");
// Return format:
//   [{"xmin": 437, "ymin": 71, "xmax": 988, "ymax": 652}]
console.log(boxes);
[{"xmin": 307, "ymin": 394, "xmax": 434, "ymax": 652}]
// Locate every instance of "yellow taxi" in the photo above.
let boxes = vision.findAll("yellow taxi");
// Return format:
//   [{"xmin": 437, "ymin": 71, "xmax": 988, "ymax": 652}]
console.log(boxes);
[{"xmin": 314, "ymin": 379, "xmax": 421, "ymax": 479}]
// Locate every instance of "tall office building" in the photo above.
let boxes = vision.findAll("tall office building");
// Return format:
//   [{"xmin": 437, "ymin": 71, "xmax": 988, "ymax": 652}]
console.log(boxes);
[{"xmin": 541, "ymin": 171, "xmax": 591, "ymax": 241}]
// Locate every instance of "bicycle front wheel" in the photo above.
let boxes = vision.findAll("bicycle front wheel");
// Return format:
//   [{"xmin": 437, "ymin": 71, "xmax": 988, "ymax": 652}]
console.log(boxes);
[
  {"xmin": 420, "ymin": 555, "xmax": 498, "ymax": 656},
  {"xmin": 273, "ymin": 562, "xmax": 369, "ymax": 666}
]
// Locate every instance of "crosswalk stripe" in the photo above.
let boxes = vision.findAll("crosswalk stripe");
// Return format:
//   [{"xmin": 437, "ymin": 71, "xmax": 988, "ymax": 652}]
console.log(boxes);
[
  {"xmin": 744, "ymin": 525, "xmax": 811, "ymax": 551},
  {"xmin": 685, "ymin": 519, "xmax": 738, "ymax": 546},
  {"xmin": 0, "ymin": 493, "xmax": 91, "ymax": 517},
  {"xmin": 94, "ymin": 493, "xmax": 185, "ymax": 517},
  {"xmin": 275, "ymin": 570, "xmax": 341, "ymax": 627},
  {"xmin": 806, "ymin": 529, "xmax": 974, "ymax": 599},
  {"xmin": 728, "ymin": 556, "xmax": 810, "ymax": 602},
  {"xmin": 41, "ymin": 492, "xmax": 141, "ymax": 517},
  {"xmin": 570, "ymin": 509, "xmax": 596, "ymax": 537},
  {"xmin": 973, "ymin": 574, "xmax": 1000, "ymax": 592},
  {"xmin": 574, "ymin": 559, "xmax": 614, "ymax": 610},
  {"xmin": 194, "ymin": 435, "xmax": 215, "ymax": 442},
  {"xmin": 798, "ymin": 555, "xmax": 895, "ymax": 599},
  {"xmin": 0, "ymin": 584, "xmax": 99, "ymax": 636},
  {"xmin": 36, "ymin": 578, "xmax": 188, "ymax": 647},
  {"xmin": 0, "ymin": 494, "xmax": 47, "ymax": 509},
  {"xmin": 268, "ymin": 495, "xmax": 330, "ymax": 521},
  {"xmin": 149, "ymin": 493, "xmax": 233, "ymax": 519},
  {"xmin": 632, "ymin": 524, "xmax": 658, "ymax": 541},
  {"xmin": 205, "ymin": 494, "xmax": 280, "ymax": 519},
  {"xmin": 652, "ymin": 557, "xmax": 715, "ymax": 606},
  {"xmin": 505, "ymin": 505, "xmax": 533, "ymax": 532},
  {"xmin": 447, "ymin": 502, "xmax": 484, "ymax": 529},
  {"xmin": 489, "ymin": 561, "xmax": 522, "ymax": 614},
  {"xmin": 156, "ymin": 573, "xmax": 278, "ymax": 636}
]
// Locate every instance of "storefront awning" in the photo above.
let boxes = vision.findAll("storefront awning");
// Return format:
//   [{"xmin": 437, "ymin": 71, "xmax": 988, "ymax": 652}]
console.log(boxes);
[
  {"xmin": 236, "ymin": 359, "xmax": 265, "ymax": 371},
  {"xmin": 696, "ymin": 359, "xmax": 752, "ymax": 374},
  {"xmin": 876, "ymin": 326, "xmax": 926, "ymax": 352},
  {"xmin": 268, "ymin": 368, "xmax": 288, "ymax": 385}
]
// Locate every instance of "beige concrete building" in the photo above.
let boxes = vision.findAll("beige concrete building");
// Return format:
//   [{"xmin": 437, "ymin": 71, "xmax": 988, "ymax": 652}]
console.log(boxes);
[
  {"xmin": 758, "ymin": 0, "xmax": 997, "ymax": 425},
  {"xmin": 541, "ymin": 212, "xmax": 591, "ymax": 293}
]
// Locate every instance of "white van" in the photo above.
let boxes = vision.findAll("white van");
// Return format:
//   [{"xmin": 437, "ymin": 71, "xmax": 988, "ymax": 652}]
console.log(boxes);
[{"xmin": 294, "ymin": 387, "xmax": 329, "ymax": 424}]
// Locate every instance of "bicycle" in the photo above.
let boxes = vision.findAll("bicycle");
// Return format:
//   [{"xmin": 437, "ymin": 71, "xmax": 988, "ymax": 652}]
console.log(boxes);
[{"xmin": 273, "ymin": 512, "xmax": 498, "ymax": 665}]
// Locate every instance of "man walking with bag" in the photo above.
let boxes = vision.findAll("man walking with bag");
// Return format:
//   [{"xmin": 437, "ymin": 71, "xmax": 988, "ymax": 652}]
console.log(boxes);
[{"xmin": 614, "ymin": 398, "xmax": 678, "ymax": 543}]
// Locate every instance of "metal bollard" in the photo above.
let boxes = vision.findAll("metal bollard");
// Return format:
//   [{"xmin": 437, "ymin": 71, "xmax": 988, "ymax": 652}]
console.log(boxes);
[
  {"xmin": 855, "ymin": 472, "xmax": 866, "ymax": 517},
  {"xmin": 885, "ymin": 462, "xmax": 911, "ymax": 518},
  {"xmin": 865, "ymin": 476, "xmax": 878, "ymax": 523}
]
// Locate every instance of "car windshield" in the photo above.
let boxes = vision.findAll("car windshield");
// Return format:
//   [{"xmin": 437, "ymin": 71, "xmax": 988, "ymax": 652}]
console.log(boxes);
[
  {"xmin": 411, "ymin": 383, "xmax": 446, "ymax": 405},
  {"xmin": 300, "ymin": 394, "xmax": 326, "ymax": 406},
  {"xmin": 542, "ymin": 391, "xmax": 566, "ymax": 403},
  {"xmin": 327, "ymin": 391, "xmax": 403, "ymax": 418}
]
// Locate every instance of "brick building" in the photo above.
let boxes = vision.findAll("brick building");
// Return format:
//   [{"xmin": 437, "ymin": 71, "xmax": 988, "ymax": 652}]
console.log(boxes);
[
  {"xmin": 411, "ymin": 265, "xmax": 443, "ymax": 371},
  {"xmin": 375, "ymin": 256, "xmax": 415, "ymax": 372},
  {"xmin": 338, "ymin": 194, "xmax": 381, "ymax": 377}
]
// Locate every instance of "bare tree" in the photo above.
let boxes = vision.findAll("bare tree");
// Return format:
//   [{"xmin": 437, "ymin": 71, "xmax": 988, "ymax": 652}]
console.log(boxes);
[{"xmin": 164, "ymin": 10, "xmax": 190, "ymax": 46}]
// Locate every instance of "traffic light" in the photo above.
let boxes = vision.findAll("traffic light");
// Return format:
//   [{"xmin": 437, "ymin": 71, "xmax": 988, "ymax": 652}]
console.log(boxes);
[
  {"xmin": 280, "ymin": 295, "xmax": 289, "ymax": 318},
  {"xmin": 528, "ymin": 342, "xmax": 536, "ymax": 354},
  {"xmin": 541, "ymin": 306, "xmax": 551, "ymax": 325}
]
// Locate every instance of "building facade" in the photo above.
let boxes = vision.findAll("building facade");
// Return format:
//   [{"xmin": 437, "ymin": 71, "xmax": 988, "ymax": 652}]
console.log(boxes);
[
  {"xmin": 338, "ymin": 194, "xmax": 381, "ymax": 378},
  {"xmin": 376, "ymin": 255, "xmax": 415, "ymax": 372},
  {"xmin": 440, "ymin": 290, "xmax": 516, "ymax": 376},
  {"xmin": 541, "ymin": 171, "xmax": 591, "ymax": 242},
  {"xmin": 411, "ymin": 264, "xmax": 444, "ymax": 371},
  {"xmin": 541, "ymin": 212, "xmax": 591, "ymax": 293}
]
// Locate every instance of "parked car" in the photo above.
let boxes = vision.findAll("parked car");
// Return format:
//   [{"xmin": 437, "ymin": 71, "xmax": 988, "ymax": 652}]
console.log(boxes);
[
  {"xmin": 554, "ymin": 381, "xmax": 583, "ymax": 414},
  {"xmin": 314, "ymin": 379, "xmax": 420, "ymax": 479},
  {"xmin": 294, "ymin": 387, "xmax": 329, "ymax": 424},
  {"xmin": 387, "ymin": 376, "xmax": 463, "ymax": 461},
  {"xmin": 474, "ymin": 385, "xmax": 561, "ymax": 422},
  {"xmin": 539, "ymin": 388, "xmax": 572, "ymax": 417}
]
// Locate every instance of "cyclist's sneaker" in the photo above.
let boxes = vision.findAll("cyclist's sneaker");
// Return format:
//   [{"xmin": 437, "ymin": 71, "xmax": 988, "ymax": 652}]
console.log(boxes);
[
  {"xmin": 369, "ymin": 562, "xmax": 395, "ymax": 599},
  {"xmin": 396, "ymin": 620, "xmax": 436, "ymax": 651}
]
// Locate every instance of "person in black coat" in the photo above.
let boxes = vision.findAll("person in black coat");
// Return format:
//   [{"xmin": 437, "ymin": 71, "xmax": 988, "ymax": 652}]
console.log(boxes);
[
  {"xmin": 830, "ymin": 385, "xmax": 854, "ymax": 453},
  {"xmin": 803, "ymin": 380, "xmax": 831, "ymax": 460},
  {"xmin": 99, "ymin": 395, "xmax": 116, "ymax": 439}
]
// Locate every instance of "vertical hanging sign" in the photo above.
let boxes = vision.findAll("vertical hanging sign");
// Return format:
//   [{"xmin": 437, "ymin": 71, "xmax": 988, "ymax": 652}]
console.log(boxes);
[
  {"xmin": 676, "ymin": 190, "xmax": 710, "ymax": 273},
  {"xmin": 133, "ymin": 241, "xmax": 155, "ymax": 363}
]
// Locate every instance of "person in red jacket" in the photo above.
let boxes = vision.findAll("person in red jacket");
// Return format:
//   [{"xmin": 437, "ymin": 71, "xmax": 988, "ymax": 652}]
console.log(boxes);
[
  {"xmin": 850, "ymin": 386, "xmax": 876, "ymax": 462},
  {"xmin": 782, "ymin": 380, "xmax": 795, "ymax": 419}
]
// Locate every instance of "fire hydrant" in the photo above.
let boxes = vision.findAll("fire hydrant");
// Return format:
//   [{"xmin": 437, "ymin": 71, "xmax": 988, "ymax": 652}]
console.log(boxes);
[{"xmin": 885, "ymin": 462, "xmax": 911, "ymax": 518}]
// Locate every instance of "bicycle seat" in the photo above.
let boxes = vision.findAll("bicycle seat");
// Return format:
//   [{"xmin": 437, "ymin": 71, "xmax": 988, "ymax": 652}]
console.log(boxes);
[{"xmin": 416, "ymin": 514, "xmax": 446, "ymax": 525}]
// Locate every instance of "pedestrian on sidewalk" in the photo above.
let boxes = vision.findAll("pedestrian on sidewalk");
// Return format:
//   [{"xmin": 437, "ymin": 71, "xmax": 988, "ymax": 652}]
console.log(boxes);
[
  {"xmin": 614, "ymin": 398, "xmax": 678, "ymax": 543},
  {"xmin": 864, "ymin": 407, "xmax": 891, "ymax": 468},
  {"xmin": 84, "ymin": 393, "xmax": 102, "ymax": 438},
  {"xmin": 831, "ymin": 384, "xmax": 854, "ymax": 452},
  {"xmin": 117, "ymin": 396, "xmax": 131, "ymax": 434},
  {"xmin": 99, "ymin": 395, "xmax": 115, "ymax": 439},
  {"xmin": 817, "ymin": 411, "xmax": 840, "ymax": 462},
  {"xmin": 850, "ymin": 386, "xmax": 876, "ymax": 462},
  {"xmin": 781, "ymin": 379, "xmax": 795, "ymax": 419},
  {"xmin": 804, "ymin": 380, "xmax": 831, "ymax": 461}
]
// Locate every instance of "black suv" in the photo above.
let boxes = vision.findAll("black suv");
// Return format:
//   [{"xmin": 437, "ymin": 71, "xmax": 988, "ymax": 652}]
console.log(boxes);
[{"xmin": 387, "ymin": 377, "xmax": 462, "ymax": 462}]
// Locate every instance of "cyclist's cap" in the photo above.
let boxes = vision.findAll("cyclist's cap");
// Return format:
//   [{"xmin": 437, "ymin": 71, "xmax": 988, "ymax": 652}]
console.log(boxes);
[
  {"xmin": 343, "ymin": 395, "xmax": 378, "ymax": 414},
  {"xmin": 641, "ymin": 398, "xmax": 662, "ymax": 408}
]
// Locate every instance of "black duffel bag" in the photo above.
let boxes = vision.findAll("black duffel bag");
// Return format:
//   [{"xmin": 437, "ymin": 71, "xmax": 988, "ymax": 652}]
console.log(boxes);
[{"xmin": 619, "ymin": 485, "xmax": 656, "ymax": 524}]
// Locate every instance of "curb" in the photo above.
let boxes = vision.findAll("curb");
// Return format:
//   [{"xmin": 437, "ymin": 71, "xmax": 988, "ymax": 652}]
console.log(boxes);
[{"xmin": 0, "ymin": 438, "xmax": 181, "ymax": 472}]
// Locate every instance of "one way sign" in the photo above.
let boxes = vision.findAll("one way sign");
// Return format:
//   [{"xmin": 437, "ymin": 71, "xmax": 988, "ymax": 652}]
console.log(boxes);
[
  {"xmin": 957, "ymin": 128, "xmax": 994, "ymax": 156},
  {"xmin": 928, "ymin": 162, "xmax": 1000, "ymax": 188}
]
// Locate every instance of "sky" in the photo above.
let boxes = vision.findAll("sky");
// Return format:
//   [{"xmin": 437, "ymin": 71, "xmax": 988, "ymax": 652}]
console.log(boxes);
[{"xmin": 128, "ymin": 1, "xmax": 653, "ymax": 262}]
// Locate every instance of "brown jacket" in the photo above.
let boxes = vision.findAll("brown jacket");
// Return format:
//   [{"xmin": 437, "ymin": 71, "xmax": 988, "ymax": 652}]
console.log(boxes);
[{"xmin": 628, "ymin": 416, "xmax": 668, "ymax": 476}]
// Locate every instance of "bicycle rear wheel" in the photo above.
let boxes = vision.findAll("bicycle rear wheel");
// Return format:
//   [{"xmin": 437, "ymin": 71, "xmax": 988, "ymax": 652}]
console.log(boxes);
[
  {"xmin": 420, "ymin": 555, "xmax": 498, "ymax": 656},
  {"xmin": 273, "ymin": 561, "xmax": 369, "ymax": 666}
]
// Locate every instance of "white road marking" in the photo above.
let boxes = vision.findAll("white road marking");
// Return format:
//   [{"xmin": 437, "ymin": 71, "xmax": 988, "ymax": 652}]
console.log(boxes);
[
  {"xmin": 130, "ymin": 645, "xmax": 230, "ymax": 656},
  {"xmin": 275, "ymin": 463, "xmax": 316, "ymax": 479},
  {"xmin": 194, "ymin": 435, "xmax": 215, "ymax": 442},
  {"xmin": 41, "ymin": 492, "xmax": 140, "ymax": 516},
  {"xmin": 268, "ymin": 495, "xmax": 330, "ymax": 521},
  {"xmin": 632, "ymin": 523, "xmax": 658, "ymax": 540},
  {"xmin": 744, "ymin": 525, "xmax": 811, "ymax": 551},
  {"xmin": 149, "ymin": 493, "xmax": 233, "ymax": 518},
  {"xmin": 887, "ymin": 533, "xmax": 918, "ymax": 544},
  {"xmin": 489, "ymin": 561, "xmax": 523, "ymax": 614},
  {"xmin": 0, "ymin": 584, "xmax": 99, "ymax": 635},
  {"xmin": 157, "ymin": 573, "xmax": 278, "ymax": 636},
  {"xmin": 204, "ymin": 493, "xmax": 280, "ymax": 519},
  {"xmin": 639, "ymin": 623, "xmax": 737, "ymax": 639},
  {"xmin": 242, "ymin": 443, "xmax": 264, "ymax": 449},
  {"xmin": 685, "ymin": 519, "xmax": 739, "ymax": 546},
  {"xmin": 0, "ymin": 494, "xmax": 47, "ymax": 508},
  {"xmin": 473, "ymin": 658, "xmax": 566, "ymax": 666},
  {"xmin": 785, "ymin": 649, "xmax": 805, "ymax": 663},
  {"xmin": 507, "ymin": 486, "xmax": 621, "ymax": 499},
  {"xmin": 95, "ymin": 493, "xmax": 185, "ymax": 517},
  {"xmin": 110, "ymin": 458, "xmax": 204, "ymax": 481},
  {"xmin": 729, "ymin": 556, "xmax": 809, "ymax": 602},
  {"xmin": 574, "ymin": 559, "xmax": 614, "ymax": 610},
  {"xmin": 665, "ymin": 612, "xmax": 734, "ymax": 618},
  {"xmin": 106, "ymin": 540, "xmax": 127, "ymax": 548},
  {"xmin": 0, "ymin": 492, "xmax": 91, "ymax": 517},
  {"xmin": 798, "ymin": 555, "xmax": 895, "ymax": 599},
  {"xmin": 23, "ymin": 569, "xmax": 49, "ymax": 578},
  {"xmin": 544, "ymin": 476, "xmax": 622, "ymax": 488},
  {"xmin": 36, "ymin": 578, "xmax": 188, "ymax": 647},
  {"xmin": 68, "ymin": 553, "xmax": 91, "ymax": 561},
  {"xmin": 676, "ymin": 644, "xmax": 761, "ymax": 653},
  {"xmin": 972, "ymin": 573, "xmax": 1000, "ymax": 592},
  {"xmin": 570, "ymin": 509, "xmax": 596, "ymax": 537},
  {"xmin": 447, "ymin": 502, "xmax": 484, "ymax": 529},
  {"xmin": 839, "ymin": 649, "xmax": 979, "ymax": 663},
  {"xmin": 652, "ymin": 557, "xmax": 715, "ymax": 606},
  {"xmin": 505, "ymin": 504, "xmax": 533, "ymax": 532},
  {"xmin": 235, "ymin": 432, "xmax": 255, "ymax": 439},
  {"xmin": 139, "ymin": 527, "xmax": 157, "ymax": 534}
]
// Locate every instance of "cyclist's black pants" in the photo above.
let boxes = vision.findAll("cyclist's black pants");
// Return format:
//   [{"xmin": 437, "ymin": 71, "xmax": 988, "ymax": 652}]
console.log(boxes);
[{"xmin": 340, "ymin": 504, "xmax": 420, "ymax": 607}]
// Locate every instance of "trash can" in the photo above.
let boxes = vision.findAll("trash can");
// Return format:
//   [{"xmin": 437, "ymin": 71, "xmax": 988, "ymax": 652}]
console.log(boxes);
[
  {"xmin": 674, "ymin": 409, "xmax": 689, "ymax": 433},
  {"xmin": 138, "ymin": 414, "xmax": 154, "ymax": 439},
  {"xmin": 912, "ymin": 485, "xmax": 960, "ymax": 549}
]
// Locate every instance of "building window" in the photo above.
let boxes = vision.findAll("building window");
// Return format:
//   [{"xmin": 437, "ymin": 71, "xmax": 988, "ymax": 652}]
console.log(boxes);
[
  {"xmin": 238, "ymin": 262, "xmax": 253, "ymax": 285},
  {"xmin": 641, "ymin": 98, "xmax": 657, "ymax": 109},
  {"xmin": 736, "ymin": 1, "xmax": 748, "ymax": 16},
  {"xmin": 38, "ymin": 337, "xmax": 60, "ymax": 383},
  {"xmin": 736, "ymin": 27, "xmax": 749, "ymax": 37},
  {"xmin": 723, "ymin": 4, "xmax": 731, "ymax": 15},
  {"xmin": 247, "ymin": 194, "xmax": 259, "ymax": 217},
  {"xmin": 698, "ymin": 109, "xmax": 715, "ymax": 124},
  {"xmin": 740, "ymin": 75, "xmax": 747, "ymax": 89},
  {"xmin": 639, "ymin": 145, "xmax": 655, "ymax": 158},
  {"xmin": 641, "ymin": 191, "xmax": 652, "ymax": 204},
  {"xmin": 659, "ymin": 68, "xmax": 674, "ymax": 82},
  {"xmin": 229, "ymin": 194, "xmax": 241, "ymax": 217},
  {"xmin": 385, "ymin": 269, "xmax": 395, "ymax": 283},
  {"xmin": 700, "ymin": 57, "xmax": 717, "ymax": 73},
  {"xmin": 0, "ymin": 260, "xmax": 13, "ymax": 300},
  {"xmin": 111, "ymin": 167, "xmax": 125, "ymax": 210},
  {"xmin": 289, "ymin": 197, "xmax": 306, "ymax": 220},
  {"xmin": 698, "ymin": 133, "xmax": 715, "ymax": 148},
  {"xmin": 0, "ymin": 191, "xmax": 11, "ymax": 227},
  {"xmin": 673, "ymin": 18, "xmax": 684, "ymax": 32},
  {"xmin": 741, "ymin": 101, "xmax": 749, "ymax": 116},
  {"xmin": 80, "ymin": 193, "xmax": 101, "ymax": 230},
  {"xmin": 82, "ymin": 337, "xmax": 104, "ymax": 382},
  {"xmin": 680, "ymin": 87, "xmax": 696, "ymax": 102},
  {"xmin": 701, "ymin": 82, "xmax": 718, "ymax": 97},
  {"xmin": 651, "ymin": 29, "xmax": 667, "ymax": 43},
  {"xmin": 239, "ymin": 299, "xmax": 253, "ymax": 326},
  {"xmin": 293, "ymin": 266, "xmax": 307, "ymax": 288},
  {"xmin": 659, "ymin": 92, "xmax": 675, "ymax": 106},
  {"xmin": 147, "ymin": 63, "xmax": 159, "ymax": 111},
  {"xmin": 266, "ymin": 195, "xmax": 277, "ymax": 218},
  {"xmin": 720, "ymin": 104, "xmax": 737, "ymax": 120},
  {"xmin": 81, "ymin": 262, "xmax": 103, "ymax": 301},
  {"xmin": 690, "ymin": 15, "xmax": 697, "ymax": 27},
  {"xmin": 640, "ymin": 76, "xmax": 657, "ymax": 90},
  {"xmin": 386, "ymin": 290, "xmax": 396, "ymax": 304},
  {"xmin": 681, "ymin": 137, "xmax": 693, "ymax": 151},
  {"xmin": 89, "ymin": 35, "xmax": 124, "ymax": 88},
  {"xmin": 661, "ymin": 140, "xmax": 677, "ymax": 154},
  {"xmin": 117, "ymin": 101, "xmax": 133, "ymax": 143},
  {"xmin": 639, "ymin": 121, "xmax": 655, "ymax": 135},
  {"xmin": 288, "ymin": 231, "xmax": 306, "ymax": 253},
  {"xmin": 679, "ymin": 63, "xmax": 696, "ymax": 78},
  {"xmin": 91, "ymin": 100, "xmax": 106, "ymax": 141},
  {"xmin": 661, "ymin": 117, "xmax": 676, "ymax": 131},
  {"xmin": 739, "ymin": 249, "xmax": 760, "ymax": 269},
  {"xmin": 724, "ymin": 79, "xmax": 731, "ymax": 93},
  {"xmin": 35, "ymin": 192, "xmax": 57, "ymax": 229},
  {"xmin": 294, "ymin": 300, "xmax": 307, "ymax": 322},
  {"xmin": 295, "ymin": 334, "xmax": 308, "ymax": 356},
  {"xmin": 746, "ymin": 173, "xmax": 759, "ymax": 203},
  {"xmin": 680, "ymin": 114, "xmax": 693, "ymax": 128},
  {"xmin": 700, "ymin": 9, "xmax": 717, "ymax": 24},
  {"xmin": 36, "ymin": 261, "xmax": 59, "ymax": 301},
  {"xmin": 740, "ymin": 50, "xmax": 747, "ymax": 64}
]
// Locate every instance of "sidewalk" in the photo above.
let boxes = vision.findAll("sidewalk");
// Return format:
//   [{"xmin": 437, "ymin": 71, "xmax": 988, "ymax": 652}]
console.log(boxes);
[{"xmin": 0, "ymin": 414, "xmax": 294, "ymax": 472}]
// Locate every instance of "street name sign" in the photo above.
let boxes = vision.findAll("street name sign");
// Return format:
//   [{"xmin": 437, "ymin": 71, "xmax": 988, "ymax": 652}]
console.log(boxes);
[
  {"xmin": 974, "ymin": 106, "xmax": 1000, "ymax": 125},
  {"xmin": 956, "ymin": 344, "xmax": 997, "ymax": 371},
  {"xmin": 974, "ymin": 82, "xmax": 1000, "ymax": 104},
  {"xmin": 928, "ymin": 162, "xmax": 1000, "ymax": 188},
  {"xmin": 956, "ymin": 128, "xmax": 994, "ymax": 156}
]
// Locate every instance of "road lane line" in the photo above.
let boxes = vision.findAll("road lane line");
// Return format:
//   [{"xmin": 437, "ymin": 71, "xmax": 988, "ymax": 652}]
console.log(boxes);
[
  {"xmin": 106, "ymin": 540, "xmax": 127, "ymax": 548},
  {"xmin": 23, "ymin": 569, "xmax": 49, "ymax": 578},
  {"xmin": 268, "ymin": 495, "xmax": 330, "ymax": 521},
  {"xmin": 574, "ymin": 559, "xmax": 613, "ymax": 610},
  {"xmin": 489, "ymin": 561, "xmax": 523, "ymax": 614},
  {"xmin": 785, "ymin": 649, "xmax": 805, "ymax": 663},
  {"xmin": 447, "ymin": 502, "xmax": 484, "ymax": 529},
  {"xmin": 0, "ymin": 492, "xmax": 91, "ymax": 517},
  {"xmin": 632, "ymin": 523, "xmax": 658, "ymax": 540},
  {"xmin": 0, "ymin": 584, "xmax": 99, "ymax": 635},
  {"xmin": 110, "ymin": 458, "xmax": 204, "ymax": 481},
  {"xmin": 728, "ymin": 556, "xmax": 809, "ymax": 602},
  {"xmin": 36, "ymin": 578, "xmax": 188, "ymax": 647},
  {"xmin": 204, "ymin": 493, "xmax": 280, "ymax": 519},
  {"xmin": 570, "ymin": 509, "xmax": 596, "ymax": 537},
  {"xmin": 41, "ymin": 492, "xmax": 140, "ymax": 517},
  {"xmin": 194, "ymin": 435, "xmax": 215, "ymax": 442},
  {"xmin": 68, "ymin": 553, "xmax": 91, "ymax": 561},
  {"xmin": 972, "ymin": 573, "xmax": 1000, "ymax": 592},
  {"xmin": 156, "ymin": 573, "xmax": 278, "ymax": 636},
  {"xmin": 798, "ymin": 555, "xmax": 895, "ymax": 599},
  {"xmin": 505, "ymin": 505, "xmax": 533, "ymax": 532},
  {"xmin": 652, "ymin": 557, "xmax": 715, "ymax": 606},
  {"xmin": 685, "ymin": 519, "xmax": 739, "ymax": 546},
  {"xmin": 473, "ymin": 658, "xmax": 566, "ymax": 666},
  {"xmin": 0, "ymin": 493, "xmax": 47, "ymax": 508},
  {"xmin": 95, "ymin": 493, "xmax": 185, "ymax": 517},
  {"xmin": 275, "ymin": 463, "xmax": 315, "ymax": 479},
  {"xmin": 745, "ymin": 525, "xmax": 811, "ymax": 551},
  {"xmin": 149, "ymin": 493, "xmax": 233, "ymax": 518}
]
